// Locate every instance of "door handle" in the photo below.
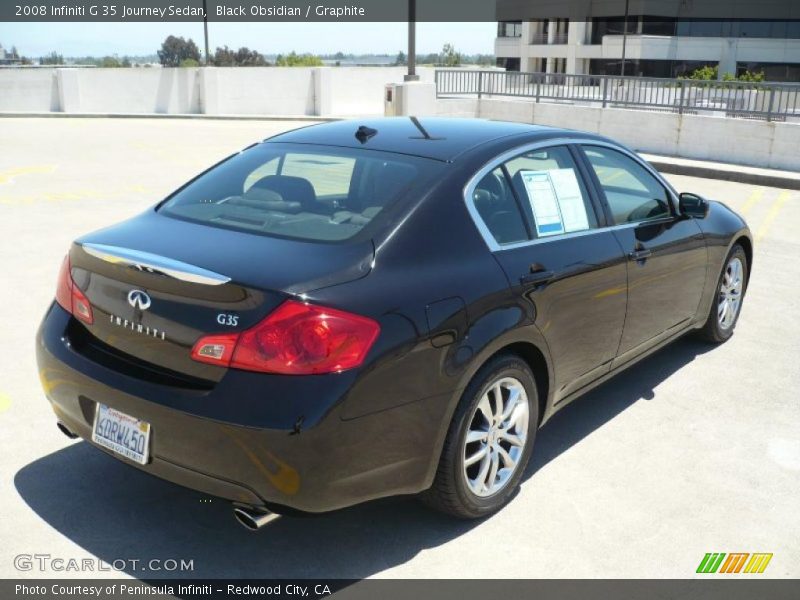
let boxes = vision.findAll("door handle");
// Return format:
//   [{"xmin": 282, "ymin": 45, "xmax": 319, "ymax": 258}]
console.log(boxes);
[
  {"xmin": 628, "ymin": 248, "xmax": 652, "ymax": 262},
  {"xmin": 520, "ymin": 268, "xmax": 555, "ymax": 286}
]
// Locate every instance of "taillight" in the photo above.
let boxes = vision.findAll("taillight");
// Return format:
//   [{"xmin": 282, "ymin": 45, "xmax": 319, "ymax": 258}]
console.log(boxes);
[
  {"xmin": 55, "ymin": 255, "xmax": 94, "ymax": 325},
  {"xmin": 190, "ymin": 300, "xmax": 380, "ymax": 375}
]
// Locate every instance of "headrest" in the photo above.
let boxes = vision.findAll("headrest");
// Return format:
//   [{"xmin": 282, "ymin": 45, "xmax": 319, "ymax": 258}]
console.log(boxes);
[{"xmin": 250, "ymin": 175, "xmax": 316, "ymax": 209}]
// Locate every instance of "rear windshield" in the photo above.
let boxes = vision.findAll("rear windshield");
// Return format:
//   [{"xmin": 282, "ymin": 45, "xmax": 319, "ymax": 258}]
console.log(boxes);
[{"xmin": 159, "ymin": 142, "xmax": 444, "ymax": 242}]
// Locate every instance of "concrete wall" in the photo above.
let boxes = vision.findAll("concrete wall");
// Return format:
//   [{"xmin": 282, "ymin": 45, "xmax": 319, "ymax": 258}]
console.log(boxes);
[
  {"xmin": 438, "ymin": 96, "xmax": 800, "ymax": 171},
  {"xmin": 201, "ymin": 67, "xmax": 315, "ymax": 115},
  {"xmin": 0, "ymin": 66, "xmax": 436, "ymax": 117},
  {"xmin": 0, "ymin": 69, "xmax": 60, "ymax": 112},
  {"xmin": 58, "ymin": 68, "xmax": 202, "ymax": 114}
]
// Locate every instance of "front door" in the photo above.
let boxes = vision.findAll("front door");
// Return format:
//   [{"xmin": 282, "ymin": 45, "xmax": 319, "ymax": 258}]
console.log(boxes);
[{"xmin": 579, "ymin": 145, "xmax": 707, "ymax": 362}]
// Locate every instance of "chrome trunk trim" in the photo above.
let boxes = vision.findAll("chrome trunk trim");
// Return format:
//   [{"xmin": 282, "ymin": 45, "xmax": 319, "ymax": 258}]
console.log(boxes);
[{"xmin": 80, "ymin": 243, "xmax": 231, "ymax": 286}]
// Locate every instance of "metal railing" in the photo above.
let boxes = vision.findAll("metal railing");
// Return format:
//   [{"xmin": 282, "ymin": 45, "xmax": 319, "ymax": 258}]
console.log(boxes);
[{"xmin": 435, "ymin": 70, "xmax": 800, "ymax": 122}]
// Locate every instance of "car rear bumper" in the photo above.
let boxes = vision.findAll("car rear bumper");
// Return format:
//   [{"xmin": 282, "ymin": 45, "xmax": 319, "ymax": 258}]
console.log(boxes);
[{"xmin": 36, "ymin": 303, "xmax": 444, "ymax": 513}]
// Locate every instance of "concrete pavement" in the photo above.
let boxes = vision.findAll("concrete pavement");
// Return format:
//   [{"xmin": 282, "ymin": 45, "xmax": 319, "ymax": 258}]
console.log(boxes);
[{"xmin": 1, "ymin": 118, "xmax": 798, "ymax": 580}]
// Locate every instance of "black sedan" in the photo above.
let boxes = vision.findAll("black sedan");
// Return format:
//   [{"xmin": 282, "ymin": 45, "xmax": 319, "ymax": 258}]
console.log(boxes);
[{"xmin": 36, "ymin": 118, "xmax": 752, "ymax": 527}]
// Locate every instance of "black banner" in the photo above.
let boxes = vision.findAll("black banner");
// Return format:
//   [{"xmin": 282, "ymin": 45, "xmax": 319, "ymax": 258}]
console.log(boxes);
[{"xmin": 3, "ymin": 0, "xmax": 800, "ymax": 22}]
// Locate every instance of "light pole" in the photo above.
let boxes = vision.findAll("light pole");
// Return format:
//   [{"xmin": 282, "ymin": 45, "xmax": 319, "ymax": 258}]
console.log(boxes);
[
  {"xmin": 202, "ymin": 0, "xmax": 210, "ymax": 65},
  {"xmin": 620, "ymin": 0, "xmax": 629, "ymax": 77},
  {"xmin": 404, "ymin": 0, "xmax": 419, "ymax": 81}
]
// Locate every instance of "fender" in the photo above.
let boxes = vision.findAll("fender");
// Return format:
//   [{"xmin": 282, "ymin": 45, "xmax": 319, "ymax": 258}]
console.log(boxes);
[
  {"xmin": 420, "ymin": 310, "xmax": 555, "ymax": 488},
  {"xmin": 693, "ymin": 201, "xmax": 753, "ymax": 326}
]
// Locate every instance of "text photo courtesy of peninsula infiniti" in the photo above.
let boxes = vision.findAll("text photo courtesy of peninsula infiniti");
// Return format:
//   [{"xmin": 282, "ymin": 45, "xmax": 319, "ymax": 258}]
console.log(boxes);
[{"xmin": 36, "ymin": 117, "xmax": 752, "ymax": 528}]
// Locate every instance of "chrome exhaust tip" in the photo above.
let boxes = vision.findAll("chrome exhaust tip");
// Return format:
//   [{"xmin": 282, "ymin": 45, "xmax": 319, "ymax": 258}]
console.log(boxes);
[
  {"xmin": 56, "ymin": 421, "xmax": 79, "ymax": 439},
  {"xmin": 233, "ymin": 506, "xmax": 280, "ymax": 531}
]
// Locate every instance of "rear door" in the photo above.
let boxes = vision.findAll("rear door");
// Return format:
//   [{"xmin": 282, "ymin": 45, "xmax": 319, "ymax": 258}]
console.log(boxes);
[
  {"xmin": 578, "ymin": 144, "xmax": 707, "ymax": 363},
  {"xmin": 466, "ymin": 143, "xmax": 628, "ymax": 403}
]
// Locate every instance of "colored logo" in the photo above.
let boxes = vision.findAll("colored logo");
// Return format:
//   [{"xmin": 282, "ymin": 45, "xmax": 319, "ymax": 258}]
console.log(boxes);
[{"xmin": 697, "ymin": 553, "xmax": 773, "ymax": 574}]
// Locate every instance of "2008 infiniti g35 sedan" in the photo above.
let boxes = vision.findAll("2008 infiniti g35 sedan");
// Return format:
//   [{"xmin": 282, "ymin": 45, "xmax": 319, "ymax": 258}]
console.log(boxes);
[{"xmin": 37, "ymin": 118, "xmax": 752, "ymax": 527}]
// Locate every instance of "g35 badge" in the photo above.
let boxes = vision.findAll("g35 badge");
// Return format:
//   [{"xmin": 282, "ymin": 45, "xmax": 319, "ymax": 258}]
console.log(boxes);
[{"xmin": 216, "ymin": 313, "xmax": 239, "ymax": 327}]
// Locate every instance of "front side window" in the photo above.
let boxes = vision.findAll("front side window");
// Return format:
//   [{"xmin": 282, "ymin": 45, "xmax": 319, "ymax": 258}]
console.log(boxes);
[
  {"xmin": 504, "ymin": 146, "xmax": 598, "ymax": 238},
  {"xmin": 583, "ymin": 146, "xmax": 672, "ymax": 225},
  {"xmin": 160, "ymin": 143, "xmax": 441, "ymax": 242}
]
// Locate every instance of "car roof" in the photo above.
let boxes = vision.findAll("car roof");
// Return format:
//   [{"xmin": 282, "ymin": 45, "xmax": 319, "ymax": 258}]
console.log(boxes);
[{"xmin": 265, "ymin": 117, "xmax": 587, "ymax": 162}]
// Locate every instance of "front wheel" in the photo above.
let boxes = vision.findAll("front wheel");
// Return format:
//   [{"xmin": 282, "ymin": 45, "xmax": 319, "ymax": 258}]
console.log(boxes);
[
  {"xmin": 421, "ymin": 354, "xmax": 538, "ymax": 519},
  {"xmin": 697, "ymin": 244, "xmax": 748, "ymax": 343}
]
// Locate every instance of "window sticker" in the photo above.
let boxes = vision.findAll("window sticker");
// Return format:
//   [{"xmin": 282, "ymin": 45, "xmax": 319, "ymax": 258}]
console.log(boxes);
[
  {"xmin": 520, "ymin": 171, "xmax": 564, "ymax": 237},
  {"xmin": 520, "ymin": 169, "xmax": 590, "ymax": 237}
]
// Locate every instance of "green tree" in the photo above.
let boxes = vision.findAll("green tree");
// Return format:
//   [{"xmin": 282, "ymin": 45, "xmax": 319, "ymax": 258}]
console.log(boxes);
[
  {"xmin": 682, "ymin": 64, "xmax": 718, "ymax": 80},
  {"xmin": 157, "ymin": 36, "xmax": 201, "ymax": 67},
  {"xmin": 394, "ymin": 50, "xmax": 407, "ymax": 66},
  {"xmin": 212, "ymin": 45, "xmax": 237, "ymax": 66},
  {"xmin": 234, "ymin": 47, "xmax": 268, "ymax": 66},
  {"xmin": 179, "ymin": 58, "xmax": 200, "ymax": 67},
  {"xmin": 275, "ymin": 51, "xmax": 323, "ymax": 67},
  {"xmin": 40, "ymin": 51, "xmax": 64, "ymax": 65},
  {"xmin": 100, "ymin": 56, "xmax": 122, "ymax": 68},
  {"xmin": 212, "ymin": 46, "xmax": 268, "ymax": 66},
  {"xmin": 442, "ymin": 43, "xmax": 461, "ymax": 67},
  {"xmin": 738, "ymin": 70, "xmax": 765, "ymax": 83}
]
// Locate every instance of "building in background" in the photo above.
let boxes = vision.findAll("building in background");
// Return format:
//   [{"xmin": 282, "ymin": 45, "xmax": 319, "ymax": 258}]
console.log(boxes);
[{"xmin": 496, "ymin": 17, "xmax": 800, "ymax": 81}]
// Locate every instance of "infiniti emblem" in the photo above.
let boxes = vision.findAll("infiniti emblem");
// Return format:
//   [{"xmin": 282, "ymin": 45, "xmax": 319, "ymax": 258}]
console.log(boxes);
[{"xmin": 127, "ymin": 289, "xmax": 151, "ymax": 310}]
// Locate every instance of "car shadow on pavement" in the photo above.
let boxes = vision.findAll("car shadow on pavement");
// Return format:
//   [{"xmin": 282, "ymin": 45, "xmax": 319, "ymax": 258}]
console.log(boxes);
[{"xmin": 15, "ymin": 337, "xmax": 712, "ymax": 580}]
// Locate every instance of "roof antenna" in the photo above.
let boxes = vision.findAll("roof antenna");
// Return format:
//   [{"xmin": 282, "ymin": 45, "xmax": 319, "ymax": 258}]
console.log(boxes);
[
  {"xmin": 409, "ymin": 116, "xmax": 443, "ymax": 140},
  {"xmin": 355, "ymin": 125, "xmax": 378, "ymax": 144},
  {"xmin": 409, "ymin": 116, "xmax": 431, "ymax": 139}
]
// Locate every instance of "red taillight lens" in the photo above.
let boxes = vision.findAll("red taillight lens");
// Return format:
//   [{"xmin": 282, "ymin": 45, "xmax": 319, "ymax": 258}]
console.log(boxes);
[
  {"xmin": 190, "ymin": 300, "xmax": 380, "ymax": 375},
  {"xmin": 55, "ymin": 256, "xmax": 73, "ymax": 314},
  {"xmin": 55, "ymin": 255, "xmax": 93, "ymax": 324}
]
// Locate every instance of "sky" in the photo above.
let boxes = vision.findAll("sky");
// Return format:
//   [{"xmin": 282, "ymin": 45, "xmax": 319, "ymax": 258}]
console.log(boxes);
[{"xmin": 0, "ymin": 22, "xmax": 496, "ymax": 57}]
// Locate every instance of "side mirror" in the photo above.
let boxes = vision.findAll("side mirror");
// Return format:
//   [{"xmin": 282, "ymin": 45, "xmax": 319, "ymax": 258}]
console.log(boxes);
[{"xmin": 679, "ymin": 192, "xmax": 709, "ymax": 219}]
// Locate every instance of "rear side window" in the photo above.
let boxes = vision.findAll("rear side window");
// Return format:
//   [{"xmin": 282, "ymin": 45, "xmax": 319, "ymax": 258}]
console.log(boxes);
[
  {"xmin": 504, "ymin": 146, "xmax": 598, "ymax": 238},
  {"xmin": 471, "ymin": 167, "xmax": 529, "ymax": 246},
  {"xmin": 160, "ymin": 143, "xmax": 441, "ymax": 242}
]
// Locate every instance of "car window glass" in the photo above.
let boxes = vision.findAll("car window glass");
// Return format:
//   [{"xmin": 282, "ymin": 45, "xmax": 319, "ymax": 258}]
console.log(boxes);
[
  {"xmin": 160, "ymin": 143, "xmax": 440, "ymax": 242},
  {"xmin": 583, "ymin": 146, "xmax": 671, "ymax": 225},
  {"xmin": 243, "ymin": 157, "xmax": 279, "ymax": 192},
  {"xmin": 280, "ymin": 153, "xmax": 356, "ymax": 198},
  {"xmin": 471, "ymin": 167, "xmax": 529, "ymax": 246},
  {"xmin": 505, "ymin": 146, "xmax": 598, "ymax": 238}
]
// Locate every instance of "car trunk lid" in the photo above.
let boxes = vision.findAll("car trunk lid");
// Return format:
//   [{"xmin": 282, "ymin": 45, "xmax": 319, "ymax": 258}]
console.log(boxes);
[{"xmin": 67, "ymin": 210, "xmax": 373, "ymax": 382}]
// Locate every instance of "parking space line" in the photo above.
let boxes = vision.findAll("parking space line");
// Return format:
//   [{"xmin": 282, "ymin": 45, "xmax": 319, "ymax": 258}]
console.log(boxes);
[
  {"xmin": 0, "ymin": 165, "xmax": 56, "ymax": 185},
  {"xmin": 755, "ymin": 191, "xmax": 791, "ymax": 243},
  {"xmin": 739, "ymin": 189, "xmax": 764, "ymax": 216}
]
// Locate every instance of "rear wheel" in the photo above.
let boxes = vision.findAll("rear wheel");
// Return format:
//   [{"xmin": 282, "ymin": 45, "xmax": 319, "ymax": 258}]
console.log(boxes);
[
  {"xmin": 697, "ymin": 244, "xmax": 748, "ymax": 343},
  {"xmin": 421, "ymin": 354, "xmax": 538, "ymax": 519}
]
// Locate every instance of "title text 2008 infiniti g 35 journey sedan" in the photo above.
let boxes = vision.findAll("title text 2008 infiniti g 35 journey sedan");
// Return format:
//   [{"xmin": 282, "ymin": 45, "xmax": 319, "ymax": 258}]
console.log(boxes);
[{"xmin": 37, "ymin": 118, "xmax": 752, "ymax": 528}]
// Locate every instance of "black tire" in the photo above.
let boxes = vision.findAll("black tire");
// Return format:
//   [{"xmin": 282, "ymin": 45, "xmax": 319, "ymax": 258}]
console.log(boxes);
[
  {"xmin": 696, "ymin": 244, "xmax": 748, "ymax": 343},
  {"xmin": 421, "ymin": 354, "xmax": 539, "ymax": 519}
]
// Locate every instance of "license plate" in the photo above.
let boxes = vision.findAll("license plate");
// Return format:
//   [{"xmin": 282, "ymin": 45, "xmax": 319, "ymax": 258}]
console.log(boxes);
[{"xmin": 92, "ymin": 403, "xmax": 151, "ymax": 465}]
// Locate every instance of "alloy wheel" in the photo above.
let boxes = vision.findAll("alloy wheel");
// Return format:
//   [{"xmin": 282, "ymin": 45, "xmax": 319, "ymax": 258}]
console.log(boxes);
[
  {"xmin": 718, "ymin": 256, "xmax": 744, "ymax": 330},
  {"xmin": 462, "ymin": 377, "xmax": 529, "ymax": 497}
]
